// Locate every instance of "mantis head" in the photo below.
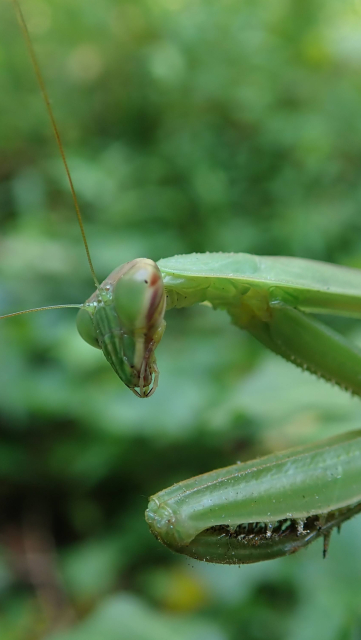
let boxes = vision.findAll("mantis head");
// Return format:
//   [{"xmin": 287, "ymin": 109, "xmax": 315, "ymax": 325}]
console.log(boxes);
[
  {"xmin": 9, "ymin": 3, "xmax": 165, "ymax": 398},
  {"xmin": 76, "ymin": 259, "xmax": 166, "ymax": 397}
]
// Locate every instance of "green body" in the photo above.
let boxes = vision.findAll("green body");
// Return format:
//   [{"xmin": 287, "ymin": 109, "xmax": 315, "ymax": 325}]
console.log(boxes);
[
  {"xmin": 78, "ymin": 252, "xmax": 361, "ymax": 397},
  {"xmin": 11, "ymin": 0, "xmax": 361, "ymax": 568},
  {"xmin": 146, "ymin": 431, "xmax": 361, "ymax": 563},
  {"xmin": 159, "ymin": 253, "xmax": 361, "ymax": 317},
  {"xmin": 147, "ymin": 252, "xmax": 361, "ymax": 562},
  {"xmin": 158, "ymin": 253, "xmax": 361, "ymax": 396},
  {"xmin": 74, "ymin": 251, "xmax": 361, "ymax": 562}
]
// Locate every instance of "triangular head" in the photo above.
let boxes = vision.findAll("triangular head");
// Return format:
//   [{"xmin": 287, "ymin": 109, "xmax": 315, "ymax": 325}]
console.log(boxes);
[{"xmin": 76, "ymin": 258, "xmax": 166, "ymax": 397}]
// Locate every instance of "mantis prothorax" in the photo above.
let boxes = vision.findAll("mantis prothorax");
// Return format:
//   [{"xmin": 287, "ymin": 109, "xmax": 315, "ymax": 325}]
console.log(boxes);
[{"xmin": 3, "ymin": 0, "xmax": 361, "ymax": 564}]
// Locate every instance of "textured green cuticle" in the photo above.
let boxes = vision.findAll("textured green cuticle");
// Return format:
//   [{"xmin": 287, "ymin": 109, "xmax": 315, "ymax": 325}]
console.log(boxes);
[
  {"xmin": 145, "ymin": 499, "xmax": 189, "ymax": 548},
  {"xmin": 113, "ymin": 277, "xmax": 147, "ymax": 327}
]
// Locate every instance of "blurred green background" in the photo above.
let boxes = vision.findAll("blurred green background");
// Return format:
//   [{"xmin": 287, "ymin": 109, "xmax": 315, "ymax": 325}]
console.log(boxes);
[{"xmin": 0, "ymin": 0, "xmax": 361, "ymax": 638}]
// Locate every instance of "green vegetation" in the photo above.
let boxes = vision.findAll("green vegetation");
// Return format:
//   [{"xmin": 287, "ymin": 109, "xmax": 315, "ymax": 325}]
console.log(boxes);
[{"xmin": 0, "ymin": 0, "xmax": 361, "ymax": 638}]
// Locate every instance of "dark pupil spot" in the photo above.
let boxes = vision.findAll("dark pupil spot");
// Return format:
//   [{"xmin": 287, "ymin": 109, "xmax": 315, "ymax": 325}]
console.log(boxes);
[{"xmin": 144, "ymin": 280, "xmax": 148, "ymax": 284}]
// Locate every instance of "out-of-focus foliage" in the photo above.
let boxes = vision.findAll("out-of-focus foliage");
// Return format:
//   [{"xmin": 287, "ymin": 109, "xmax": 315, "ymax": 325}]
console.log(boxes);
[{"xmin": 0, "ymin": 0, "xmax": 361, "ymax": 638}]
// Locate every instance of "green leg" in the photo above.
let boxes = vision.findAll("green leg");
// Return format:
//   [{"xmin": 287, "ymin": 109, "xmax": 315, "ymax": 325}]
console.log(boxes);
[{"xmin": 229, "ymin": 300, "xmax": 361, "ymax": 397}]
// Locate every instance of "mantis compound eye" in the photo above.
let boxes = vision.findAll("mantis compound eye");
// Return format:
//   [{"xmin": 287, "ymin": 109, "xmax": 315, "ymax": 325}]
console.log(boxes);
[
  {"xmin": 76, "ymin": 307, "xmax": 101, "ymax": 349},
  {"xmin": 113, "ymin": 259, "xmax": 165, "ymax": 332}
]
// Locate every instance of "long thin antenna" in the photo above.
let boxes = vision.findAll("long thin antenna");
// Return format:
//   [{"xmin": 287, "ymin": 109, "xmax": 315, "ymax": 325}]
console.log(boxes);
[
  {"xmin": 11, "ymin": 0, "xmax": 100, "ymax": 288},
  {"xmin": 0, "ymin": 304, "xmax": 82, "ymax": 320}
]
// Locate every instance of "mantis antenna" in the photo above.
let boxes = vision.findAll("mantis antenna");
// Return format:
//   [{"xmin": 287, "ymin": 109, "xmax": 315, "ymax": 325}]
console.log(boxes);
[
  {"xmin": 0, "ymin": 305, "xmax": 82, "ymax": 320},
  {"xmin": 1, "ymin": 0, "xmax": 100, "ymax": 321}
]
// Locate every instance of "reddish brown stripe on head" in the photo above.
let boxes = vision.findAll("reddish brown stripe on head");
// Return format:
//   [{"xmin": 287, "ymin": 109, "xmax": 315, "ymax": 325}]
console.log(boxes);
[
  {"xmin": 146, "ymin": 288, "xmax": 162, "ymax": 324},
  {"xmin": 150, "ymin": 271, "xmax": 160, "ymax": 287}
]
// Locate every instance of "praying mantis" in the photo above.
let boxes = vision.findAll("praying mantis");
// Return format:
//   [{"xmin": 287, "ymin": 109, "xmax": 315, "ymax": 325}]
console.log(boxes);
[{"xmin": 2, "ymin": 0, "xmax": 361, "ymax": 565}]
